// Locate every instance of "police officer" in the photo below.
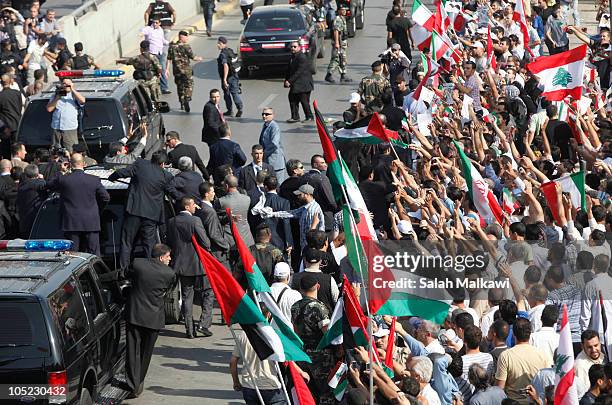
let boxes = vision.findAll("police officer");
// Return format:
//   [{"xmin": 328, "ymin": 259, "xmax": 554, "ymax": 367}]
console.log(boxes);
[
  {"xmin": 325, "ymin": 5, "xmax": 351, "ymax": 84},
  {"xmin": 117, "ymin": 40, "xmax": 162, "ymax": 103},
  {"xmin": 358, "ymin": 60, "xmax": 391, "ymax": 113},
  {"xmin": 144, "ymin": 0, "xmax": 176, "ymax": 30},
  {"xmin": 167, "ymin": 31, "xmax": 203, "ymax": 113},
  {"xmin": 216, "ymin": 36, "xmax": 243, "ymax": 118}
]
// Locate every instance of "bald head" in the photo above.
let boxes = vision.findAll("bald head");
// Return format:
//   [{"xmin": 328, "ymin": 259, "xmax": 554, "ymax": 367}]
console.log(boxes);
[
  {"xmin": 0, "ymin": 159, "xmax": 11, "ymax": 173},
  {"xmin": 1, "ymin": 74, "xmax": 10, "ymax": 87},
  {"xmin": 70, "ymin": 153, "xmax": 84, "ymax": 169}
]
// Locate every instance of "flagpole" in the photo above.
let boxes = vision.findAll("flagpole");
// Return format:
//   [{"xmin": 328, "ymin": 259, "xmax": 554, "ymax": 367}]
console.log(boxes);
[{"xmin": 229, "ymin": 325, "xmax": 266, "ymax": 405}]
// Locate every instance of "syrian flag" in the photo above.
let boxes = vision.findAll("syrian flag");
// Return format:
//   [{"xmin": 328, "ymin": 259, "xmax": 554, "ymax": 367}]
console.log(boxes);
[
  {"xmin": 541, "ymin": 171, "xmax": 586, "ymax": 224},
  {"xmin": 554, "ymin": 304, "xmax": 579, "ymax": 405},
  {"xmin": 487, "ymin": 25, "xmax": 497, "ymax": 71},
  {"xmin": 227, "ymin": 208, "xmax": 270, "ymax": 293},
  {"xmin": 288, "ymin": 361, "xmax": 316, "ymax": 405},
  {"xmin": 317, "ymin": 292, "xmax": 344, "ymax": 349},
  {"xmin": 453, "ymin": 140, "xmax": 503, "ymax": 225},
  {"xmin": 527, "ymin": 45, "xmax": 588, "ymax": 101},
  {"xmin": 502, "ymin": 188, "xmax": 519, "ymax": 214},
  {"xmin": 192, "ymin": 236, "xmax": 286, "ymax": 362},
  {"xmin": 412, "ymin": 0, "xmax": 435, "ymax": 30},
  {"xmin": 333, "ymin": 114, "xmax": 408, "ymax": 149},
  {"xmin": 327, "ymin": 362, "xmax": 348, "ymax": 401},
  {"xmin": 513, "ymin": 0, "xmax": 533, "ymax": 56}
]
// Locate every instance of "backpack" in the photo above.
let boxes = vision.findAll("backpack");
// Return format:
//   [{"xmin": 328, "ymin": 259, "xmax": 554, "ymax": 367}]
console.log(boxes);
[
  {"xmin": 223, "ymin": 48, "xmax": 241, "ymax": 75},
  {"xmin": 133, "ymin": 54, "xmax": 154, "ymax": 81},
  {"xmin": 71, "ymin": 54, "xmax": 90, "ymax": 70}
]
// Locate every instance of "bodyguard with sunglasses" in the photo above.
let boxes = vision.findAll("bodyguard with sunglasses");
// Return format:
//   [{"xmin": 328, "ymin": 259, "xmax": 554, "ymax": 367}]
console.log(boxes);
[
  {"xmin": 259, "ymin": 108, "xmax": 287, "ymax": 183},
  {"xmin": 284, "ymin": 41, "xmax": 314, "ymax": 123}
]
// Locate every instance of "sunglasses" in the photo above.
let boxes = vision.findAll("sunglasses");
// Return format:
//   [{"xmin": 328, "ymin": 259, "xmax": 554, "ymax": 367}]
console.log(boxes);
[
  {"xmin": 297, "ymin": 165, "xmax": 304, "ymax": 169},
  {"xmin": 291, "ymin": 45, "xmax": 300, "ymax": 48},
  {"xmin": 262, "ymin": 112, "xmax": 272, "ymax": 116}
]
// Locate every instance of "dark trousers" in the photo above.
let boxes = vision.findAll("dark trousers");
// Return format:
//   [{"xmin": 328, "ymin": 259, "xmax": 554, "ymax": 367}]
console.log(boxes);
[
  {"xmin": 288, "ymin": 91, "xmax": 313, "ymax": 120},
  {"xmin": 242, "ymin": 388, "xmax": 287, "ymax": 405},
  {"xmin": 202, "ymin": 1, "xmax": 214, "ymax": 32},
  {"xmin": 120, "ymin": 214, "xmax": 158, "ymax": 269},
  {"xmin": 65, "ymin": 231, "xmax": 100, "ymax": 256},
  {"xmin": 263, "ymin": 0, "xmax": 274, "ymax": 4},
  {"xmin": 223, "ymin": 75, "xmax": 243, "ymax": 113},
  {"xmin": 549, "ymin": 44, "xmax": 569, "ymax": 55},
  {"xmin": 126, "ymin": 323, "xmax": 159, "ymax": 394},
  {"xmin": 179, "ymin": 275, "xmax": 214, "ymax": 333}
]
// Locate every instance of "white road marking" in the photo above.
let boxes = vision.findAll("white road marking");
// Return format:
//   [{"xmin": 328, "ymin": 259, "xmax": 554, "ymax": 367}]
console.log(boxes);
[{"xmin": 257, "ymin": 93, "xmax": 279, "ymax": 109}]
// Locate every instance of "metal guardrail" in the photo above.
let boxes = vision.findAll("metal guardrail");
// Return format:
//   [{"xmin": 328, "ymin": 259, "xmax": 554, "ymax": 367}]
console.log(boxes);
[{"xmin": 68, "ymin": 0, "xmax": 100, "ymax": 24}]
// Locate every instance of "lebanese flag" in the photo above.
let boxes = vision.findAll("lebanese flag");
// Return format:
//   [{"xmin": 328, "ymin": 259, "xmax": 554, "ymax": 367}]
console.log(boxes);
[
  {"xmin": 192, "ymin": 237, "xmax": 286, "ymax": 362},
  {"xmin": 527, "ymin": 45, "xmax": 588, "ymax": 101},
  {"xmin": 541, "ymin": 171, "xmax": 586, "ymax": 224},
  {"xmin": 487, "ymin": 25, "xmax": 497, "ymax": 71},
  {"xmin": 288, "ymin": 361, "xmax": 316, "ymax": 405},
  {"xmin": 412, "ymin": 0, "xmax": 435, "ymax": 30},
  {"xmin": 453, "ymin": 140, "xmax": 503, "ymax": 225},
  {"xmin": 513, "ymin": 0, "xmax": 532, "ymax": 52},
  {"xmin": 431, "ymin": 30, "xmax": 451, "ymax": 62},
  {"xmin": 554, "ymin": 304, "xmax": 579, "ymax": 405}
]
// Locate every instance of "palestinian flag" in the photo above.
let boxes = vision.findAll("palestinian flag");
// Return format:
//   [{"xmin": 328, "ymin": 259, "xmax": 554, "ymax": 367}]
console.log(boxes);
[
  {"xmin": 317, "ymin": 292, "xmax": 344, "ymax": 349},
  {"xmin": 333, "ymin": 114, "xmax": 408, "ymax": 148},
  {"xmin": 502, "ymin": 188, "xmax": 519, "ymax": 214},
  {"xmin": 227, "ymin": 208, "xmax": 270, "ymax": 293},
  {"xmin": 343, "ymin": 274, "xmax": 369, "ymax": 347},
  {"xmin": 512, "ymin": 0, "xmax": 533, "ymax": 56},
  {"xmin": 384, "ymin": 317, "xmax": 396, "ymax": 378},
  {"xmin": 327, "ymin": 362, "xmax": 348, "ymax": 401},
  {"xmin": 314, "ymin": 100, "xmax": 345, "ymax": 201},
  {"xmin": 192, "ymin": 236, "xmax": 285, "ymax": 362},
  {"xmin": 541, "ymin": 171, "xmax": 586, "ymax": 224},
  {"xmin": 453, "ymin": 140, "xmax": 503, "ymax": 225},
  {"xmin": 527, "ymin": 45, "xmax": 588, "ymax": 101},
  {"xmin": 554, "ymin": 304, "xmax": 579, "ymax": 405},
  {"xmin": 487, "ymin": 25, "xmax": 497, "ymax": 71},
  {"xmin": 288, "ymin": 361, "xmax": 316, "ymax": 405},
  {"xmin": 412, "ymin": 0, "xmax": 435, "ymax": 30}
]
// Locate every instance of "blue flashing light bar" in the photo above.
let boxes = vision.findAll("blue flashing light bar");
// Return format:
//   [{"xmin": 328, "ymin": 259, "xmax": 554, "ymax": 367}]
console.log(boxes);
[
  {"xmin": 0, "ymin": 239, "xmax": 74, "ymax": 252},
  {"xmin": 56, "ymin": 69, "xmax": 125, "ymax": 78}
]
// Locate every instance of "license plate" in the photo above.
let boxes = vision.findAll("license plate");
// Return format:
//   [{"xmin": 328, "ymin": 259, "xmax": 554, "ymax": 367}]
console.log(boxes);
[{"xmin": 261, "ymin": 43, "xmax": 286, "ymax": 49}]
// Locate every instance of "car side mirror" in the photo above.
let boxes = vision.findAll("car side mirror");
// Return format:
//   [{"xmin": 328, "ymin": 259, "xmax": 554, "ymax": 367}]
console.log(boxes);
[{"xmin": 156, "ymin": 101, "xmax": 170, "ymax": 113}]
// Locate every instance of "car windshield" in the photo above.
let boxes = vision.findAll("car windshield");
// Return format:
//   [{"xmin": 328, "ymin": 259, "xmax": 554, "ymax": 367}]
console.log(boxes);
[
  {"xmin": 245, "ymin": 12, "xmax": 305, "ymax": 32},
  {"xmin": 0, "ymin": 301, "xmax": 50, "ymax": 359},
  {"xmin": 19, "ymin": 99, "xmax": 124, "ymax": 146}
]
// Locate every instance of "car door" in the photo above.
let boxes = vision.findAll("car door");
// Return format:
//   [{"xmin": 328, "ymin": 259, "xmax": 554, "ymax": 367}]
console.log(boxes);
[{"xmin": 76, "ymin": 266, "xmax": 116, "ymax": 387}]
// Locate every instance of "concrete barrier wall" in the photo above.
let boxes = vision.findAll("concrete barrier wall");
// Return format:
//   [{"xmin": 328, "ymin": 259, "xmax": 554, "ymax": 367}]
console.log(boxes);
[{"xmin": 59, "ymin": 0, "xmax": 201, "ymax": 66}]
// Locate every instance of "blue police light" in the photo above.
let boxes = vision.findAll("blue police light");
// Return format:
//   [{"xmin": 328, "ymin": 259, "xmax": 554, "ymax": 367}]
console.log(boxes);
[
  {"xmin": 56, "ymin": 69, "xmax": 125, "ymax": 78},
  {"xmin": 23, "ymin": 240, "xmax": 74, "ymax": 251}
]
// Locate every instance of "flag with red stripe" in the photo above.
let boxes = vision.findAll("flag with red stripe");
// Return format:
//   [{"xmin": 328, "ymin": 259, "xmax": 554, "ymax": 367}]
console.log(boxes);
[
  {"xmin": 527, "ymin": 45, "xmax": 587, "ymax": 101},
  {"xmin": 554, "ymin": 304, "xmax": 579, "ymax": 405},
  {"xmin": 288, "ymin": 361, "xmax": 316, "ymax": 405}
]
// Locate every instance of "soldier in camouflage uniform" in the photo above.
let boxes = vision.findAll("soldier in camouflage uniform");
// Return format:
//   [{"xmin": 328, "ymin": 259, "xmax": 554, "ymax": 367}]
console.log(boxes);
[
  {"xmin": 166, "ymin": 31, "xmax": 203, "ymax": 113},
  {"xmin": 358, "ymin": 60, "xmax": 391, "ymax": 113},
  {"xmin": 325, "ymin": 5, "xmax": 351, "ymax": 84},
  {"xmin": 291, "ymin": 274, "xmax": 337, "ymax": 405},
  {"xmin": 117, "ymin": 40, "xmax": 162, "ymax": 102}
]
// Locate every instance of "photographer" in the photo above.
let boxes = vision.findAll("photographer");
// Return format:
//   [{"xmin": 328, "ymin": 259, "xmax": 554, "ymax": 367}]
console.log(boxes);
[{"xmin": 46, "ymin": 77, "xmax": 85, "ymax": 153}]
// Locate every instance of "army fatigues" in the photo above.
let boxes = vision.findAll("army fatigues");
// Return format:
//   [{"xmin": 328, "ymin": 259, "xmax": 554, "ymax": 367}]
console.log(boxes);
[
  {"xmin": 167, "ymin": 41, "xmax": 197, "ymax": 109},
  {"xmin": 327, "ymin": 14, "xmax": 348, "ymax": 76},
  {"xmin": 358, "ymin": 73, "xmax": 391, "ymax": 113},
  {"xmin": 124, "ymin": 52, "xmax": 162, "ymax": 102},
  {"xmin": 291, "ymin": 297, "xmax": 337, "ymax": 405}
]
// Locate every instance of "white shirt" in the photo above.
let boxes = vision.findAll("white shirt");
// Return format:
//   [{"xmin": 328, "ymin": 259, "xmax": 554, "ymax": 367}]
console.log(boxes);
[
  {"xmin": 575, "ymin": 351, "xmax": 604, "ymax": 399},
  {"xmin": 581, "ymin": 273, "xmax": 612, "ymax": 359},
  {"xmin": 26, "ymin": 41, "xmax": 48, "ymax": 70},
  {"xmin": 421, "ymin": 383, "xmax": 442, "ymax": 405},
  {"xmin": 269, "ymin": 282, "xmax": 302, "ymax": 323},
  {"xmin": 528, "ymin": 303, "xmax": 546, "ymax": 333},
  {"xmin": 480, "ymin": 305, "xmax": 499, "ymax": 337},
  {"xmin": 425, "ymin": 339, "xmax": 446, "ymax": 355},
  {"xmin": 528, "ymin": 326, "xmax": 558, "ymax": 364}
]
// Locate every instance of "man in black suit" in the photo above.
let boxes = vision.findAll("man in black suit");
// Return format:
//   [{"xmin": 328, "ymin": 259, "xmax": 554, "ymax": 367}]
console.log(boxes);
[
  {"xmin": 303, "ymin": 154, "xmax": 337, "ymax": 232},
  {"xmin": 124, "ymin": 244, "xmax": 176, "ymax": 398},
  {"xmin": 47, "ymin": 153, "xmax": 110, "ymax": 255},
  {"xmin": 17, "ymin": 164, "xmax": 47, "ymax": 238},
  {"xmin": 284, "ymin": 41, "xmax": 314, "ymax": 123},
  {"xmin": 166, "ymin": 197, "xmax": 214, "ymax": 338},
  {"xmin": 172, "ymin": 156, "xmax": 205, "ymax": 205},
  {"xmin": 261, "ymin": 175, "xmax": 293, "ymax": 254},
  {"xmin": 201, "ymin": 88, "xmax": 224, "ymax": 145},
  {"xmin": 206, "ymin": 125, "xmax": 246, "ymax": 175},
  {"xmin": 165, "ymin": 131, "xmax": 209, "ymax": 179},
  {"xmin": 238, "ymin": 144, "xmax": 273, "ymax": 193},
  {"xmin": 0, "ymin": 74, "xmax": 22, "ymax": 159},
  {"xmin": 108, "ymin": 151, "xmax": 180, "ymax": 269},
  {"xmin": 196, "ymin": 181, "xmax": 233, "ymax": 269}
]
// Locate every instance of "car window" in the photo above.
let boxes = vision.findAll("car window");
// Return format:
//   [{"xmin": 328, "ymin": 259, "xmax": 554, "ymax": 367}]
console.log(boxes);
[
  {"xmin": 137, "ymin": 84, "xmax": 154, "ymax": 112},
  {"xmin": 19, "ymin": 99, "xmax": 124, "ymax": 146},
  {"xmin": 132, "ymin": 87, "xmax": 148, "ymax": 117},
  {"xmin": 91, "ymin": 261, "xmax": 122, "ymax": 308},
  {"xmin": 48, "ymin": 278, "xmax": 90, "ymax": 350},
  {"xmin": 77, "ymin": 268, "xmax": 105, "ymax": 322},
  {"xmin": 0, "ymin": 301, "xmax": 50, "ymax": 359},
  {"xmin": 245, "ymin": 13, "xmax": 306, "ymax": 32},
  {"xmin": 120, "ymin": 93, "xmax": 140, "ymax": 128}
]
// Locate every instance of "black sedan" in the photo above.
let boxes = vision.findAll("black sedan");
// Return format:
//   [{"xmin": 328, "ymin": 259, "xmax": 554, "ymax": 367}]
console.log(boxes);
[{"xmin": 238, "ymin": 5, "xmax": 324, "ymax": 78}]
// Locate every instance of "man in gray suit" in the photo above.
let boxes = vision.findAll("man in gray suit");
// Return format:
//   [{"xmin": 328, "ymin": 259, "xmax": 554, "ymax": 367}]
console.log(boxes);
[
  {"xmin": 166, "ymin": 197, "xmax": 214, "ymax": 338},
  {"xmin": 217, "ymin": 175, "xmax": 254, "ymax": 247},
  {"xmin": 104, "ymin": 129, "xmax": 148, "ymax": 166},
  {"xmin": 258, "ymin": 108, "xmax": 286, "ymax": 183},
  {"xmin": 196, "ymin": 181, "xmax": 233, "ymax": 269}
]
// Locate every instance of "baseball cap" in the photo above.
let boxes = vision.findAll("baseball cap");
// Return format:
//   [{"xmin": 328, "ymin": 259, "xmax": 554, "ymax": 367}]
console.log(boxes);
[
  {"xmin": 349, "ymin": 92, "xmax": 360, "ymax": 103},
  {"xmin": 373, "ymin": 327, "xmax": 390, "ymax": 338},
  {"xmin": 303, "ymin": 247, "xmax": 322, "ymax": 264},
  {"xmin": 218, "ymin": 36, "xmax": 228, "ymax": 44},
  {"xmin": 293, "ymin": 184, "xmax": 315, "ymax": 195},
  {"xmin": 179, "ymin": 30, "xmax": 189, "ymax": 36},
  {"xmin": 273, "ymin": 262, "xmax": 291, "ymax": 278},
  {"xmin": 299, "ymin": 273, "xmax": 319, "ymax": 291},
  {"xmin": 391, "ymin": 43, "xmax": 401, "ymax": 51},
  {"xmin": 471, "ymin": 41, "xmax": 484, "ymax": 49},
  {"xmin": 397, "ymin": 220, "xmax": 413, "ymax": 235}
]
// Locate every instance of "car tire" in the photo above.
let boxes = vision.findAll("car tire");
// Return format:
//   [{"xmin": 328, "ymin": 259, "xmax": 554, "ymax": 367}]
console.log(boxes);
[
  {"xmin": 347, "ymin": 14, "xmax": 356, "ymax": 37},
  {"xmin": 356, "ymin": 5, "xmax": 364, "ymax": 29},
  {"xmin": 164, "ymin": 282, "xmax": 181, "ymax": 324},
  {"xmin": 79, "ymin": 388, "xmax": 93, "ymax": 405}
]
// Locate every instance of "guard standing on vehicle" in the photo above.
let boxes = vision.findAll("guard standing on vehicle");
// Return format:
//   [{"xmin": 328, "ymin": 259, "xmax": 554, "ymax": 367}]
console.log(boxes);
[
  {"xmin": 216, "ymin": 36, "xmax": 243, "ymax": 118},
  {"xmin": 325, "ymin": 5, "xmax": 351, "ymax": 84},
  {"xmin": 116, "ymin": 40, "xmax": 162, "ymax": 103},
  {"xmin": 167, "ymin": 31, "xmax": 203, "ymax": 113}
]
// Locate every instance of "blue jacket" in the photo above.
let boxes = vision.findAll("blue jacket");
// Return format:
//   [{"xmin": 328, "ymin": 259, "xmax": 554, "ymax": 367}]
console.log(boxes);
[{"xmin": 258, "ymin": 120, "xmax": 286, "ymax": 179}]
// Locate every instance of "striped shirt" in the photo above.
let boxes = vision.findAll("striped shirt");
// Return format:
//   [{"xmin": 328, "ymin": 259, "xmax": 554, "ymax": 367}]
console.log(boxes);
[
  {"xmin": 275, "ymin": 200, "xmax": 325, "ymax": 248},
  {"xmin": 546, "ymin": 284, "xmax": 582, "ymax": 342}
]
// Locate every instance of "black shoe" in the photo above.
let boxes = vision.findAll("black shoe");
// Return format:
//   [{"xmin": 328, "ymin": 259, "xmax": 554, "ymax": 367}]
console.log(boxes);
[
  {"xmin": 302, "ymin": 117, "xmax": 314, "ymax": 122},
  {"xmin": 206, "ymin": 31, "xmax": 212, "ymax": 37},
  {"xmin": 235, "ymin": 110, "xmax": 243, "ymax": 118},
  {"xmin": 196, "ymin": 327, "xmax": 213, "ymax": 337},
  {"xmin": 184, "ymin": 101, "xmax": 190, "ymax": 113},
  {"xmin": 340, "ymin": 74, "xmax": 352, "ymax": 83},
  {"xmin": 126, "ymin": 392, "xmax": 140, "ymax": 399},
  {"xmin": 286, "ymin": 118, "xmax": 299, "ymax": 123},
  {"xmin": 162, "ymin": 89, "xmax": 172, "ymax": 94},
  {"xmin": 224, "ymin": 110, "xmax": 233, "ymax": 117},
  {"xmin": 325, "ymin": 73, "xmax": 335, "ymax": 83},
  {"xmin": 186, "ymin": 330, "xmax": 196, "ymax": 338}
]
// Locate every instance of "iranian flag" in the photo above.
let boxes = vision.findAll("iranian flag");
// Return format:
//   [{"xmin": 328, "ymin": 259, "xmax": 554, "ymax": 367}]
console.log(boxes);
[
  {"xmin": 333, "ymin": 114, "xmax": 408, "ymax": 149},
  {"xmin": 453, "ymin": 140, "xmax": 503, "ymax": 225},
  {"xmin": 412, "ymin": 0, "xmax": 435, "ymax": 30},
  {"xmin": 554, "ymin": 304, "xmax": 579, "ymax": 405},
  {"xmin": 327, "ymin": 362, "xmax": 348, "ymax": 401},
  {"xmin": 411, "ymin": 24, "xmax": 432, "ymax": 51},
  {"xmin": 431, "ymin": 30, "xmax": 450, "ymax": 62},
  {"xmin": 192, "ymin": 237, "xmax": 286, "ymax": 362},
  {"xmin": 541, "ymin": 171, "xmax": 586, "ymax": 224},
  {"xmin": 434, "ymin": 0, "xmax": 450, "ymax": 32},
  {"xmin": 502, "ymin": 188, "xmax": 519, "ymax": 214},
  {"xmin": 527, "ymin": 45, "xmax": 588, "ymax": 101},
  {"xmin": 288, "ymin": 361, "xmax": 316, "ymax": 405},
  {"xmin": 317, "ymin": 292, "xmax": 344, "ymax": 349}
]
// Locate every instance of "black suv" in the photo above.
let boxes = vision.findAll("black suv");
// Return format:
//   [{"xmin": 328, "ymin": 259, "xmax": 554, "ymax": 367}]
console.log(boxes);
[
  {"xmin": 17, "ymin": 76, "xmax": 169, "ymax": 163},
  {"xmin": 0, "ymin": 240, "xmax": 126, "ymax": 404}
]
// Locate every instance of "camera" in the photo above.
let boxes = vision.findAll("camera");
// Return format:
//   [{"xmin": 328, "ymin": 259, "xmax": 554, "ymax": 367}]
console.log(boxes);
[{"xmin": 55, "ymin": 84, "xmax": 69, "ymax": 96}]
